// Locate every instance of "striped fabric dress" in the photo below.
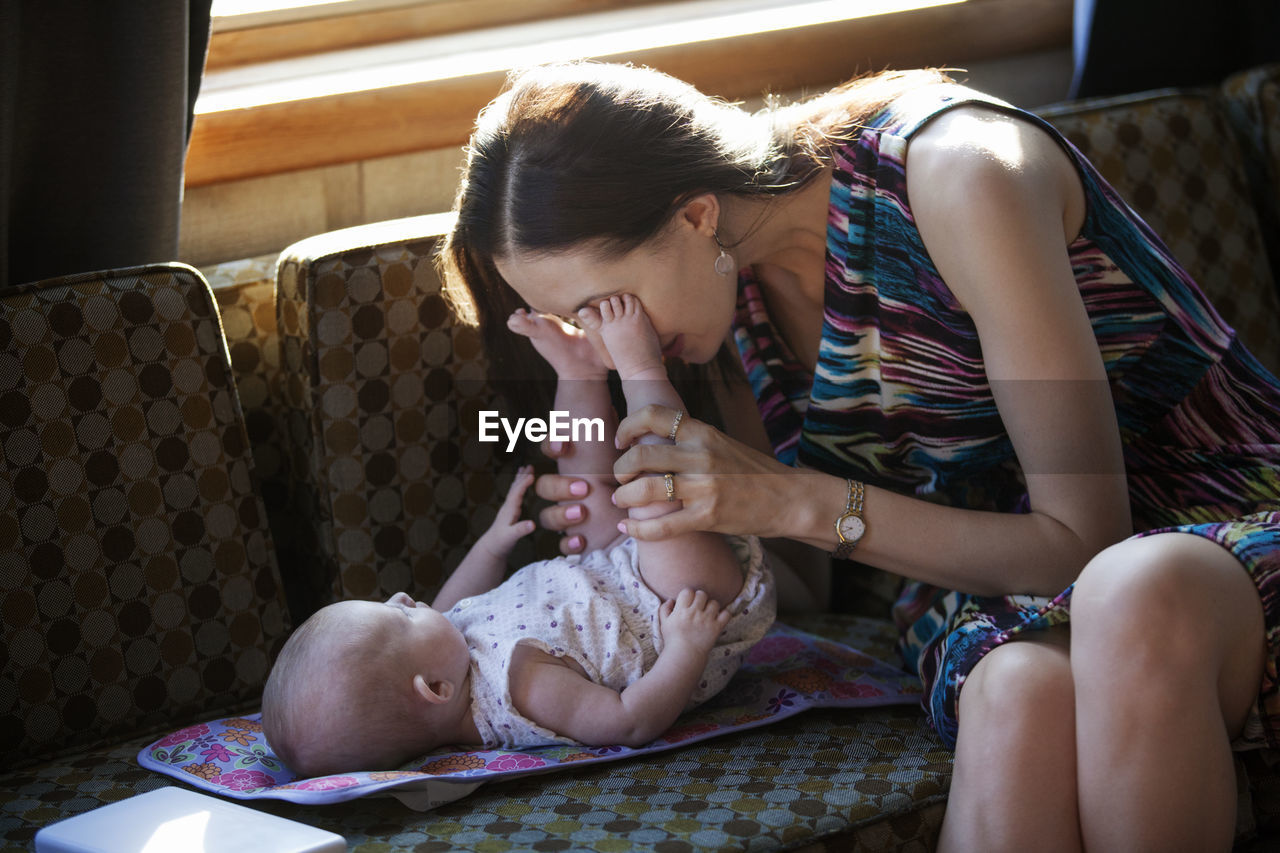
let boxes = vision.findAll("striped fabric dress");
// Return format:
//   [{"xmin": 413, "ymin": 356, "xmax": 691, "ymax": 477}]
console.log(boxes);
[{"xmin": 732, "ymin": 83, "xmax": 1280, "ymax": 750}]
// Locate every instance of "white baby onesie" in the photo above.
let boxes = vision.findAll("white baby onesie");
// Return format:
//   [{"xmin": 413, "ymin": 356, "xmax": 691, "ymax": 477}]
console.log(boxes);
[{"xmin": 449, "ymin": 534, "xmax": 775, "ymax": 749}]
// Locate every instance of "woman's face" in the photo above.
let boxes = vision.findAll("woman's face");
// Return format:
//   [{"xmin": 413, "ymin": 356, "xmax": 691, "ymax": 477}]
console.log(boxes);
[{"xmin": 494, "ymin": 216, "xmax": 739, "ymax": 365}]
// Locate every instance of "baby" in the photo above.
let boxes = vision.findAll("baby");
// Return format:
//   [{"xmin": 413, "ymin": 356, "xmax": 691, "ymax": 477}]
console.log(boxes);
[{"xmin": 262, "ymin": 295, "xmax": 775, "ymax": 777}]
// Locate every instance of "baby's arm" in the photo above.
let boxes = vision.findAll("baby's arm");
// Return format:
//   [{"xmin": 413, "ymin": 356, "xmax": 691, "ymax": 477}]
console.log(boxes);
[
  {"xmin": 432, "ymin": 466, "xmax": 537, "ymax": 611},
  {"xmin": 509, "ymin": 589, "xmax": 730, "ymax": 747}
]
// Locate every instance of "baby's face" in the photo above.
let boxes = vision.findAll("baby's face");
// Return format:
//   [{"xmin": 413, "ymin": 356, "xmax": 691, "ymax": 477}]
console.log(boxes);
[
  {"xmin": 372, "ymin": 592, "xmax": 469, "ymax": 674},
  {"xmin": 311, "ymin": 593, "xmax": 470, "ymax": 693}
]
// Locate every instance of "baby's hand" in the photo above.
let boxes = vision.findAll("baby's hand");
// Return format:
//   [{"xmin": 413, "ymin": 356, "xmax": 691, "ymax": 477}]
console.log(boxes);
[
  {"xmin": 478, "ymin": 465, "xmax": 537, "ymax": 555},
  {"xmin": 658, "ymin": 589, "xmax": 731, "ymax": 655}
]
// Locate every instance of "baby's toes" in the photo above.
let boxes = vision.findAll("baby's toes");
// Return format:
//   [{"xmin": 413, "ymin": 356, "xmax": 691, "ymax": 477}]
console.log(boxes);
[
  {"xmin": 577, "ymin": 306, "xmax": 602, "ymax": 331},
  {"xmin": 598, "ymin": 298, "xmax": 617, "ymax": 324},
  {"xmin": 507, "ymin": 311, "xmax": 533, "ymax": 335},
  {"xmin": 619, "ymin": 293, "xmax": 641, "ymax": 316}
]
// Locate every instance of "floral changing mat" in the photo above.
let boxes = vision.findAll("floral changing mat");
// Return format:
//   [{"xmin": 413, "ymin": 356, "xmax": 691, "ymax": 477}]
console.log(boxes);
[{"xmin": 138, "ymin": 623, "xmax": 922, "ymax": 810}]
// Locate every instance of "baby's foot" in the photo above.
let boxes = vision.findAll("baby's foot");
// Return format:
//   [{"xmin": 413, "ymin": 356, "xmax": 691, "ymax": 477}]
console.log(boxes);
[
  {"xmin": 507, "ymin": 309, "xmax": 607, "ymax": 380},
  {"xmin": 577, "ymin": 295, "xmax": 665, "ymax": 381}
]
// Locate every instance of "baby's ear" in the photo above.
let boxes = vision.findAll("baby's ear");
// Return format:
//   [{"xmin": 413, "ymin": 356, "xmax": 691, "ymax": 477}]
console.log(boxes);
[{"xmin": 413, "ymin": 674, "xmax": 454, "ymax": 705}]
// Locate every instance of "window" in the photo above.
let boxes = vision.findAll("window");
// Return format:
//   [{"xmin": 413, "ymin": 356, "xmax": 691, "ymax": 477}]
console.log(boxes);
[
  {"xmin": 188, "ymin": 0, "xmax": 1072, "ymax": 186},
  {"xmin": 207, "ymin": 0, "xmax": 668, "ymax": 68}
]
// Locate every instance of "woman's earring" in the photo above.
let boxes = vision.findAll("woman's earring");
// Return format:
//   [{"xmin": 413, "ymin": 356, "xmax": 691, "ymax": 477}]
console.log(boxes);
[{"xmin": 713, "ymin": 231, "xmax": 735, "ymax": 276}]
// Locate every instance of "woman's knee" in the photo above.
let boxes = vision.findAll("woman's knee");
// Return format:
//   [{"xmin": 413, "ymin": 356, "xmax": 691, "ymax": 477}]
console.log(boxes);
[
  {"xmin": 959, "ymin": 636, "xmax": 1074, "ymax": 738},
  {"xmin": 1071, "ymin": 534, "xmax": 1265, "ymax": 699},
  {"xmin": 1073, "ymin": 535, "xmax": 1244, "ymax": 634}
]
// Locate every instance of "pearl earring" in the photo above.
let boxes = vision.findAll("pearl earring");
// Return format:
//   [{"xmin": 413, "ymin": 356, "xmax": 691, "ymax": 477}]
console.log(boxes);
[{"xmin": 713, "ymin": 231, "xmax": 735, "ymax": 276}]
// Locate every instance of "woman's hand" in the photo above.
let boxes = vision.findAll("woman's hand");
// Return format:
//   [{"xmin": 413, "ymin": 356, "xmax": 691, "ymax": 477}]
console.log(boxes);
[
  {"xmin": 533, "ymin": 439, "xmax": 594, "ymax": 554},
  {"xmin": 611, "ymin": 404, "xmax": 812, "ymax": 541}
]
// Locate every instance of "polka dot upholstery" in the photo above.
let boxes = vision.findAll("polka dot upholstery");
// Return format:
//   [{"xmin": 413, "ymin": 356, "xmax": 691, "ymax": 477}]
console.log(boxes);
[
  {"xmin": 276, "ymin": 217, "xmax": 531, "ymax": 614},
  {"xmin": 204, "ymin": 256, "xmax": 326, "ymax": 624},
  {"xmin": 1038, "ymin": 89, "xmax": 1280, "ymax": 377},
  {"xmin": 1222, "ymin": 64, "xmax": 1280, "ymax": 303},
  {"xmin": 0, "ymin": 264, "xmax": 290, "ymax": 770}
]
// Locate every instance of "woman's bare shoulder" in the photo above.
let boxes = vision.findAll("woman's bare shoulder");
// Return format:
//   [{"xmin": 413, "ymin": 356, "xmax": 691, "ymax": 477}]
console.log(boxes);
[{"xmin": 905, "ymin": 104, "xmax": 1085, "ymax": 245}]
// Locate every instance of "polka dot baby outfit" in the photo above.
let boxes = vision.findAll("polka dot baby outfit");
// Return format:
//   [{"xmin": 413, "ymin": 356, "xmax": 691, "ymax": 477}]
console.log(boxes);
[{"xmin": 449, "ymin": 535, "xmax": 775, "ymax": 748}]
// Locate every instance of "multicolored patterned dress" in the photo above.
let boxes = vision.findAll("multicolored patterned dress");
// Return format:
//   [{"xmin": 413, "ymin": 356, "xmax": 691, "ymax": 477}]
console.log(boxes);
[{"xmin": 731, "ymin": 83, "xmax": 1280, "ymax": 750}]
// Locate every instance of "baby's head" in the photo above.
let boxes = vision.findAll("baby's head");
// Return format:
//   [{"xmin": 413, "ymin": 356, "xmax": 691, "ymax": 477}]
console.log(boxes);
[{"xmin": 261, "ymin": 592, "xmax": 471, "ymax": 776}]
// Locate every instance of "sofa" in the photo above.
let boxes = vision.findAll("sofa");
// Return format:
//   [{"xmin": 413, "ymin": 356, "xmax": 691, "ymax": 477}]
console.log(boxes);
[{"xmin": 3, "ymin": 63, "xmax": 1279, "ymax": 851}]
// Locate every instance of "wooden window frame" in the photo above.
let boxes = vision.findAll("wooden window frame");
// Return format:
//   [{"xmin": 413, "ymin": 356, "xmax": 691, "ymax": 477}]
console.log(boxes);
[
  {"xmin": 189, "ymin": 0, "xmax": 1072, "ymax": 187},
  {"xmin": 207, "ymin": 0, "xmax": 672, "ymax": 69}
]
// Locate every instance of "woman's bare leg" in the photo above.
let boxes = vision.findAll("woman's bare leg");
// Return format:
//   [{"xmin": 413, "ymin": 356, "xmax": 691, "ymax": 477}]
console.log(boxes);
[
  {"xmin": 938, "ymin": 628, "xmax": 1083, "ymax": 852},
  {"xmin": 1070, "ymin": 533, "xmax": 1266, "ymax": 851}
]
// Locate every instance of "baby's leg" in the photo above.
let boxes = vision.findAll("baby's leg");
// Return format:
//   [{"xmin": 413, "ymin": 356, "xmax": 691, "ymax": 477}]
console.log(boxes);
[
  {"xmin": 507, "ymin": 310, "xmax": 625, "ymax": 552},
  {"xmin": 580, "ymin": 296, "xmax": 743, "ymax": 607}
]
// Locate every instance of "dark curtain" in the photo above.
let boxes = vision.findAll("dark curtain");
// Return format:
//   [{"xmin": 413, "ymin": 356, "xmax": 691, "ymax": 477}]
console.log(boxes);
[
  {"xmin": 0, "ymin": 1, "xmax": 213, "ymax": 289},
  {"xmin": 1071, "ymin": 0, "xmax": 1280, "ymax": 99}
]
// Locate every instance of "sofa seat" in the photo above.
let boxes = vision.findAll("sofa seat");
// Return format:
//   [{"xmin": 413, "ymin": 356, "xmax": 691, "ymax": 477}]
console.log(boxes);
[{"xmin": 1, "ymin": 614, "xmax": 952, "ymax": 852}]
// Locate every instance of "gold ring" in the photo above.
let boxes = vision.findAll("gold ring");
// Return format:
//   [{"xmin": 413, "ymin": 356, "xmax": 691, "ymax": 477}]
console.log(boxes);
[
  {"xmin": 664, "ymin": 472, "xmax": 676, "ymax": 502},
  {"xmin": 667, "ymin": 410, "xmax": 684, "ymax": 442}
]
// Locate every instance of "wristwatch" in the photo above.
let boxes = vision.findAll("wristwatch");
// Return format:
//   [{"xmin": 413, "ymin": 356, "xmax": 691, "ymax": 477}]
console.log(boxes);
[{"xmin": 833, "ymin": 478, "xmax": 866, "ymax": 559}]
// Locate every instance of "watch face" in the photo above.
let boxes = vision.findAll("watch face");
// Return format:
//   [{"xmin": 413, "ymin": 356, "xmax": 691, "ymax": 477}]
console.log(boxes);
[{"xmin": 838, "ymin": 514, "xmax": 866, "ymax": 544}]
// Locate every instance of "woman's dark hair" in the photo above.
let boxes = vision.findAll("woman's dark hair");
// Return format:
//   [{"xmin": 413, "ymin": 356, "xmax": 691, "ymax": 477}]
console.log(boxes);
[{"xmin": 437, "ymin": 61, "xmax": 951, "ymax": 423}]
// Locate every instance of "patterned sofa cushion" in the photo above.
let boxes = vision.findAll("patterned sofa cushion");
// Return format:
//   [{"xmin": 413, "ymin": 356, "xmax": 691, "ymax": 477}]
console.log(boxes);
[
  {"xmin": 1222, "ymin": 63, "xmax": 1280, "ymax": 301},
  {"xmin": 203, "ymin": 255, "xmax": 323, "ymax": 624},
  {"xmin": 0, "ymin": 264, "xmax": 290, "ymax": 769},
  {"xmin": 276, "ymin": 215, "xmax": 548, "ymax": 615},
  {"xmin": 1038, "ymin": 90, "xmax": 1280, "ymax": 377}
]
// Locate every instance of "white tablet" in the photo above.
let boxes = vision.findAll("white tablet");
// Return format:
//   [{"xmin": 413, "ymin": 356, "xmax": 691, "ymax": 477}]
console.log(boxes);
[{"xmin": 34, "ymin": 786, "xmax": 346, "ymax": 853}]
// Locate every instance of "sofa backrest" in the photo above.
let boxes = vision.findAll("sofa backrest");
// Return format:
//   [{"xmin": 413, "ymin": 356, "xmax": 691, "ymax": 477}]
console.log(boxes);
[
  {"xmin": 1222, "ymin": 63, "xmax": 1280, "ymax": 305},
  {"xmin": 203, "ymin": 256, "xmax": 322, "ymax": 625},
  {"xmin": 0, "ymin": 264, "xmax": 290, "ymax": 769},
  {"xmin": 273, "ymin": 216, "xmax": 549, "ymax": 616},
  {"xmin": 1038, "ymin": 86, "xmax": 1280, "ymax": 377}
]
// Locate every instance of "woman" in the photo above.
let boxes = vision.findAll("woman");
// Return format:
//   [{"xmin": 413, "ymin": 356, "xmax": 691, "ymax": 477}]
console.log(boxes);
[{"xmin": 438, "ymin": 61, "xmax": 1280, "ymax": 850}]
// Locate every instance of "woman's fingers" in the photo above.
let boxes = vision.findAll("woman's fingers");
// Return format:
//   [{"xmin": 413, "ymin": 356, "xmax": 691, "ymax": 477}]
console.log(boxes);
[
  {"xmin": 611, "ymin": 467, "xmax": 680, "ymax": 507},
  {"xmin": 618, "ymin": 508, "xmax": 700, "ymax": 541},
  {"xmin": 610, "ymin": 417, "xmax": 808, "ymax": 541},
  {"xmin": 611, "ymin": 442, "xmax": 689, "ymax": 486},
  {"xmin": 537, "ymin": 501, "xmax": 586, "ymax": 532},
  {"xmin": 534, "ymin": 471, "xmax": 591, "ymax": 503},
  {"xmin": 534, "ymin": 503, "xmax": 586, "ymax": 554},
  {"xmin": 615, "ymin": 403, "xmax": 694, "ymax": 449},
  {"xmin": 531, "ymin": 471, "xmax": 592, "ymax": 553},
  {"xmin": 541, "ymin": 437, "xmax": 573, "ymax": 460}
]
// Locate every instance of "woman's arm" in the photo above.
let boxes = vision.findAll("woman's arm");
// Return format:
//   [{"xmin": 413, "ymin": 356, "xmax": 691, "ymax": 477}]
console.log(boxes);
[
  {"xmin": 612, "ymin": 108, "xmax": 1132, "ymax": 598},
  {"xmin": 899, "ymin": 105, "xmax": 1131, "ymax": 588}
]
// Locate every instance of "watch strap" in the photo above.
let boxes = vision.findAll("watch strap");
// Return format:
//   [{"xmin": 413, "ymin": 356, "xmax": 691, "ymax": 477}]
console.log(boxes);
[{"xmin": 833, "ymin": 478, "xmax": 865, "ymax": 559}]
